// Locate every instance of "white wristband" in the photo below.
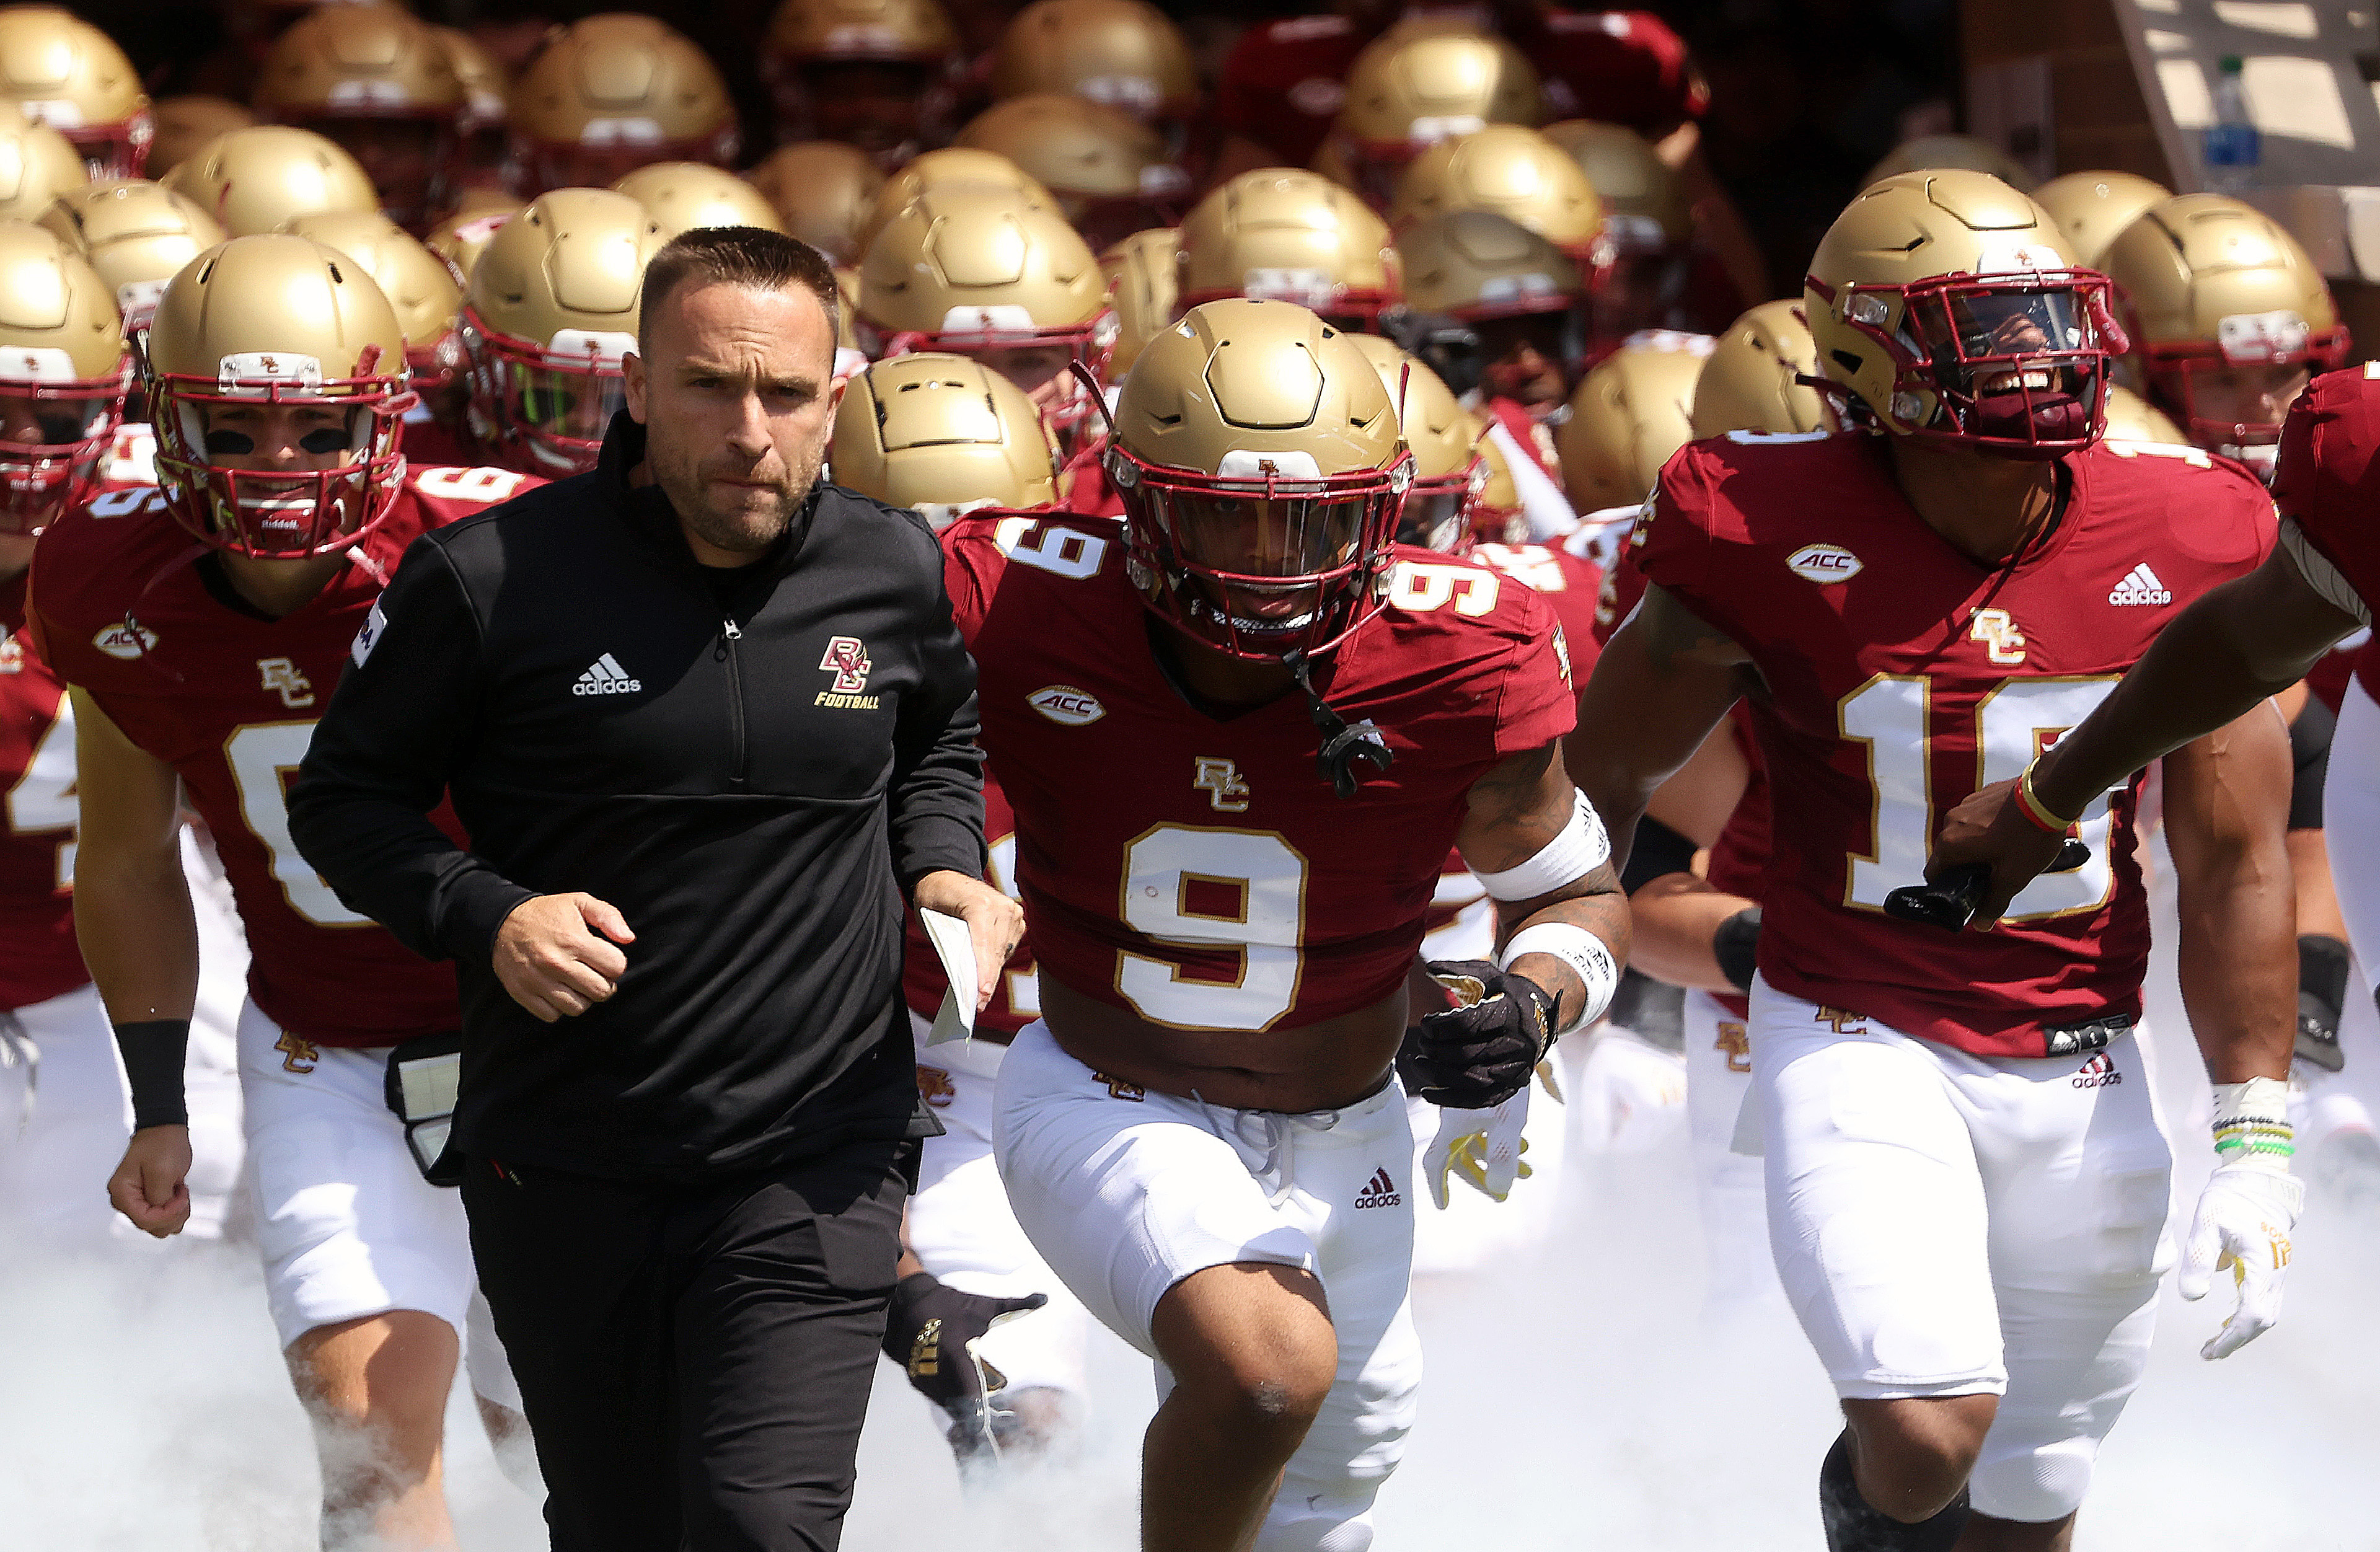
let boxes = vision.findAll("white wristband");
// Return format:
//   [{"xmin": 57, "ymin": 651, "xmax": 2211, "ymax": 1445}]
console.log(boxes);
[
  {"xmin": 1499, "ymin": 921, "xmax": 1619, "ymax": 1037},
  {"xmin": 1476, "ymin": 793, "xmax": 1611, "ymax": 901}
]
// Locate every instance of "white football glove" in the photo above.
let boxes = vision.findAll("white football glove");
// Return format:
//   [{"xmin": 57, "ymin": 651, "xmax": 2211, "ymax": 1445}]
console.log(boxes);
[
  {"xmin": 2179, "ymin": 1079, "xmax": 2305, "ymax": 1360},
  {"xmin": 1570, "ymin": 1026, "xmax": 1688, "ymax": 1155},
  {"xmin": 1422, "ymin": 1083, "xmax": 1532, "ymax": 1207}
]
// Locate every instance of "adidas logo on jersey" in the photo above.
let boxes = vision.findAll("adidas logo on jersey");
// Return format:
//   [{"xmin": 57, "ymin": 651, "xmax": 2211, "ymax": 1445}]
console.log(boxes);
[
  {"xmin": 1354, "ymin": 1168, "xmax": 1401, "ymax": 1209},
  {"xmin": 2072, "ymin": 1051, "xmax": 2123, "ymax": 1089},
  {"xmin": 573, "ymin": 653, "xmax": 641, "ymax": 695},
  {"xmin": 2107, "ymin": 564, "xmax": 2172, "ymax": 606}
]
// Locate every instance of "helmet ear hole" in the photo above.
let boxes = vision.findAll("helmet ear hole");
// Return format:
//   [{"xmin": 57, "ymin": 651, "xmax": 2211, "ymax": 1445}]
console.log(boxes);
[{"xmin": 1830, "ymin": 350, "xmax": 1862, "ymax": 375}]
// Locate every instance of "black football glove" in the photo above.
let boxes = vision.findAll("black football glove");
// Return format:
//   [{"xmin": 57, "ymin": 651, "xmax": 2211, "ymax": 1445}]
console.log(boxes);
[
  {"xmin": 1396, "ymin": 959, "xmax": 1557, "ymax": 1110},
  {"xmin": 2298, "ymin": 934, "xmax": 2349, "ymax": 1073},
  {"xmin": 882, "ymin": 1272, "xmax": 1047, "ymax": 1460}
]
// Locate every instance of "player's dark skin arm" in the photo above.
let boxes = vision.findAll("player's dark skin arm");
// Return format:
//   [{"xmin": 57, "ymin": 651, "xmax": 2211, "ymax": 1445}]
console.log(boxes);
[
  {"xmin": 2160, "ymin": 704, "xmax": 2299, "ymax": 1084},
  {"xmin": 1564, "ymin": 581, "xmax": 1754, "ymax": 876},
  {"xmin": 1628, "ymin": 725, "xmax": 1757, "ymax": 992},
  {"xmin": 1931, "ymin": 545, "xmax": 2361, "ymax": 920},
  {"xmin": 1457, "ymin": 740, "xmax": 1632, "ymax": 1025}
]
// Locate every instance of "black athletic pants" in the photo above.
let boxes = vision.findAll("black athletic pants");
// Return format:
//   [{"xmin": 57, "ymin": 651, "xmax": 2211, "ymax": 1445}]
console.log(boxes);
[{"xmin": 462, "ymin": 1139, "xmax": 913, "ymax": 1552}]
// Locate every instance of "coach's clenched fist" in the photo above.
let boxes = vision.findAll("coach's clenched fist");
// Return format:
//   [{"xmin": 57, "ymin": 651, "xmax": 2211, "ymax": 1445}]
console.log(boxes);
[{"xmin": 495, "ymin": 893, "xmax": 637, "ymax": 1021}]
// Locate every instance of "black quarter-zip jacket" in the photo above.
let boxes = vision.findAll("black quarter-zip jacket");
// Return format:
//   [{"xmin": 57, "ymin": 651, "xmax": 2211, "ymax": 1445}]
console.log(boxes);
[{"xmin": 289, "ymin": 414, "xmax": 984, "ymax": 1182}]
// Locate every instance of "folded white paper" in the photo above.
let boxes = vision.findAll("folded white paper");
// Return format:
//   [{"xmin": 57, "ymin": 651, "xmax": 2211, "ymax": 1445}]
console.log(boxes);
[{"xmin": 920, "ymin": 907, "xmax": 977, "ymax": 1046}]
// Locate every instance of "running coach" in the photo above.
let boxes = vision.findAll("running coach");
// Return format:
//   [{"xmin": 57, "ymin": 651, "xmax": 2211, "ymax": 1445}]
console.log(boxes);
[{"xmin": 288, "ymin": 226, "xmax": 1020, "ymax": 1552}]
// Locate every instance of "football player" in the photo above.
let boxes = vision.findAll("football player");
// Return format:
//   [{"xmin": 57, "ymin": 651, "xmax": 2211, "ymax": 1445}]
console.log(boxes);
[
  {"xmin": 503, "ymin": 15, "xmax": 740, "ymax": 195},
  {"xmin": 249, "ymin": 3, "xmax": 469, "ymax": 232},
  {"xmin": 1315, "ymin": 25, "xmax": 1546, "ymax": 211},
  {"xmin": 950, "ymin": 296, "xmax": 1626, "ymax": 1551},
  {"xmin": 0, "ymin": 115, "xmax": 89, "ymax": 224},
  {"xmin": 953, "ymin": 93, "xmax": 1189, "ymax": 247},
  {"xmin": 1176, "ymin": 168, "xmax": 1404, "ymax": 334},
  {"xmin": 1396, "ymin": 208, "xmax": 1585, "ymax": 539},
  {"xmin": 612, "ymin": 162, "xmax": 787, "ymax": 243},
  {"xmin": 28, "ymin": 234, "xmax": 539, "ymax": 1545},
  {"xmin": 459, "ymin": 187, "xmax": 671, "ymax": 478},
  {"xmin": 855, "ymin": 183, "xmax": 1119, "ymax": 500},
  {"xmin": 827, "ymin": 352, "xmax": 1091, "ymax": 1464},
  {"xmin": 744, "ymin": 141, "xmax": 888, "ymax": 265},
  {"xmin": 0, "ymin": 221, "xmax": 141, "ymax": 1246},
  {"xmin": 280, "ymin": 211, "xmax": 475, "ymax": 468},
  {"xmin": 984, "ymin": 0, "xmax": 1203, "ymax": 179},
  {"xmin": 162, "ymin": 125, "xmax": 379, "ymax": 236},
  {"xmin": 2099, "ymin": 194, "xmax": 2348, "ymax": 483},
  {"xmin": 1543, "ymin": 119, "xmax": 1752, "ymax": 348},
  {"xmin": 764, "ymin": 0, "xmax": 966, "ymax": 167},
  {"xmin": 1102, "ymin": 225, "xmax": 1182, "ymax": 376},
  {"xmin": 1388, "ymin": 125, "xmax": 1603, "ymax": 275},
  {"xmin": 1931, "ymin": 364, "xmax": 2380, "ymax": 1160},
  {"xmin": 0, "ymin": 6, "xmax": 151, "ymax": 180},
  {"xmin": 1572, "ymin": 171, "xmax": 2300, "ymax": 1551},
  {"xmin": 2029, "ymin": 170, "xmax": 2170, "ymax": 273}
]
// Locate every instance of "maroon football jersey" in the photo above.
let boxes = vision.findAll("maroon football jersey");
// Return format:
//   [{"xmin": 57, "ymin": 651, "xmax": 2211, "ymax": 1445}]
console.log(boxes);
[
  {"xmin": 1, "ymin": 571, "xmax": 84, "ymax": 1011},
  {"xmin": 28, "ymin": 464, "xmax": 544, "ymax": 1046},
  {"xmin": 2271, "ymin": 365, "xmax": 2380, "ymax": 697},
  {"xmin": 1472, "ymin": 540, "xmax": 1601, "ymax": 662},
  {"xmin": 1634, "ymin": 430, "xmax": 2275, "ymax": 1055},
  {"xmin": 946, "ymin": 510, "xmax": 1575, "ymax": 1031},
  {"xmin": 1521, "ymin": 7, "xmax": 1708, "ymax": 128}
]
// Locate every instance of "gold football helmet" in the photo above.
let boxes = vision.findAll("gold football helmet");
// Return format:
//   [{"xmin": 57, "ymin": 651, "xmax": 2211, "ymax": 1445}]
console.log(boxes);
[
  {"xmin": 745, "ymin": 142, "xmax": 884, "ymax": 262},
  {"xmin": 858, "ymin": 183, "xmax": 1116, "ymax": 440},
  {"xmin": 853, "ymin": 146, "xmax": 1055, "ymax": 257},
  {"xmin": 1396, "ymin": 209, "xmax": 1584, "ymax": 408},
  {"xmin": 1540, "ymin": 120, "xmax": 1688, "ymax": 254},
  {"xmin": 145, "ymin": 233, "xmax": 415, "ymax": 556},
  {"xmin": 0, "ymin": 221, "xmax": 126, "ymax": 532},
  {"xmin": 460, "ymin": 187, "xmax": 668, "ymax": 475},
  {"xmin": 2101, "ymin": 382, "xmax": 2185, "ymax": 444},
  {"xmin": 1101, "ymin": 225, "xmax": 1178, "ymax": 374},
  {"xmin": 612, "ymin": 162, "xmax": 787, "ymax": 241},
  {"xmin": 987, "ymin": 0, "xmax": 1197, "ymax": 126},
  {"xmin": 1469, "ymin": 410, "xmax": 1525, "ymax": 542},
  {"xmin": 1556, "ymin": 330, "xmax": 1711, "ymax": 514},
  {"xmin": 1108, "ymin": 298, "xmax": 1411, "ymax": 659},
  {"xmin": 2030, "ymin": 169, "xmax": 2169, "ymax": 271},
  {"xmin": 0, "ymin": 6, "xmax": 149, "ymax": 180},
  {"xmin": 1689, "ymin": 299, "xmax": 1835, "ymax": 438},
  {"xmin": 1321, "ymin": 26, "xmax": 1545, "ymax": 209},
  {"xmin": 1344, "ymin": 330, "xmax": 1481, "ymax": 552},
  {"xmin": 953, "ymin": 94, "xmax": 1190, "ymax": 247},
  {"xmin": 250, "ymin": 2, "xmax": 465, "ymax": 230},
  {"xmin": 1805, "ymin": 170, "xmax": 2121, "ymax": 457},
  {"xmin": 831, "ymin": 352, "xmax": 1059, "ymax": 524},
  {"xmin": 1177, "ymin": 169, "xmax": 1402, "ymax": 330},
  {"xmin": 506, "ymin": 14, "xmax": 741, "ymax": 195},
  {"xmin": 2100, "ymin": 193, "xmax": 2347, "ymax": 474},
  {"xmin": 764, "ymin": 0, "xmax": 962, "ymax": 164},
  {"xmin": 281, "ymin": 211, "xmax": 465, "ymax": 391},
  {"xmin": 1389, "ymin": 126, "xmax": 1602, "ymax": 265},
  {"xmin": 1862, "ymin": 134, "xmax": 2038, "ymax": 193},
  {"xmin": 162, "ymin": 125, "xmax": 378, "ymax": 237},
  {"xmin": 0, "ymin": 113, "xmax": 84, "ymax": 222},
  {"xmin": 425, "ymin": 196, "xmax": 523, "ymax": 286},
  {"xmin": 144, "ymin": 96, "xmax": 253, "ymax": 182},
  {"xmin": 40, "ymin": 177, "xmax": 227, "ymax": 332}
]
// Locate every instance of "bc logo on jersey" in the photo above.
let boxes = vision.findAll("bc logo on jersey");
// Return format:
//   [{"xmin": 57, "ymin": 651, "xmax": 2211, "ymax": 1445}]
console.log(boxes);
[
  {"xmin": 258, "ymin": 656, "xmax": 315, "ymax": 709},
  {"xmin": 1193, "ymin": 756, "xmax": 1251, "ymax": 813}
]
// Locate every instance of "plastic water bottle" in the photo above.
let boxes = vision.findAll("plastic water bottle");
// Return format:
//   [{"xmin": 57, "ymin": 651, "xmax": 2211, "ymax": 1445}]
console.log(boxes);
[{"xmin": 2203, "ymin": 55, "xmax": 2260, "ymax": 194}]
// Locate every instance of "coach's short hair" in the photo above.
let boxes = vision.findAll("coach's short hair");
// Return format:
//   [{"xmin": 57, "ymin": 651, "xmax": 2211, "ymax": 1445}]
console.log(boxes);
[{"xmin": 638, "ymin": 226, "xmax": 839, "ymax": 348}]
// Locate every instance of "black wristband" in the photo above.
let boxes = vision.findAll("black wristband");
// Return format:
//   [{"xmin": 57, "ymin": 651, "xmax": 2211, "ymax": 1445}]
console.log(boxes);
[
  {"xmin": 1712, "ymin": 906, "xmax": 1761, "ymax": 994},
  {"xmin": 2297, "ymin": 933, "xmax": 2350, "ymax": 1072},
  {"xmin": 113, "ymin": 1019, "xmax": 190, "ymax": 1131}
]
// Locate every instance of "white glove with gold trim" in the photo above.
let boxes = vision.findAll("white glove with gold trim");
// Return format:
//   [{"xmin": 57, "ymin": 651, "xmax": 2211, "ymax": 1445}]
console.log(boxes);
[{"xmin": 2179, "ymin": 1078, "xmax": 2305, "ymax": 1360}]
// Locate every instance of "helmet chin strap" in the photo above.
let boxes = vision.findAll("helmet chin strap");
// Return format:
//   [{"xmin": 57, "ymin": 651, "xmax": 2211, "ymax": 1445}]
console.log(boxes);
[{"xmin": 1281, "ymin": 647, "xmax": 1394, "ymax": 799}]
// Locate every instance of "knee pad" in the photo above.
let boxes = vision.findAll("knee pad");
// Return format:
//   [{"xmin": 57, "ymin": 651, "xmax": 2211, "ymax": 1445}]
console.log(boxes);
[
  {"xmin": 1819, "ymin": 1432, "xmax": 1968, "ymax": 1552},
  {"xmin": 1256, "ymin": 1491, "xmax": 1378, "ymax": 1552}
]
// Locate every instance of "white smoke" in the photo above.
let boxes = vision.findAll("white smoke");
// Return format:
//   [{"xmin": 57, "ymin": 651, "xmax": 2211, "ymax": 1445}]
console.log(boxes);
[{"xmin": 4, "ymin": 994, "xmax": 2374, "ymax": 1548}]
